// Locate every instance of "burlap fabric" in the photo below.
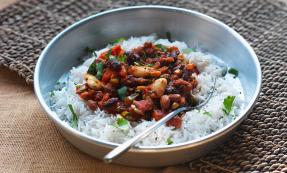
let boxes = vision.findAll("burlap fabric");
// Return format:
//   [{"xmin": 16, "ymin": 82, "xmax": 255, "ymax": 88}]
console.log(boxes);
[{"xmin": 0, "ymin": 0, "xmax": 287, "ymax": 172}]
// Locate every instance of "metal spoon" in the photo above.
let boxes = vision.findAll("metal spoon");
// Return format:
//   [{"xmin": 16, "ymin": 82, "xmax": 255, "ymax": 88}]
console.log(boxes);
[{"xmin": 103, "ymin": 79, "xmax": 216, "ymax": 163}]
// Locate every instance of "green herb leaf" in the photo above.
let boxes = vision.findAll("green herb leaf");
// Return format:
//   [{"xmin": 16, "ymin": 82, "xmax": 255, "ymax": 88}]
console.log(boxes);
[
  {"xmin": 167, "ymin": 137, "xmax": 173, "ymax": 145},
  {"xmin": 118, "ymin": 86, "xmax": 128, "ymax": 100},
  {"xmin": 154, "ymin": 53, "xmax": 160, "ymax": 58},
  {"xmin": 183, "ymin": 48, "xmax": 193, "ymax": 54},
  {"xmin": 203, "ymin": 110, "xmax": 212, "ymax": 117},
  {"xmin": 112, "ymin": 37, "xmax": 125, "ymax": 44},
  {"xmin": 146, "ymin": 64, "xmax": 154, "ymax": 67},
  {"xmin": 112, "ymin": 116, "xmax": 130, "ymax": 132},
  {"xmin": 166, "ymin": 32, "xmax": 172, "ymax": 42},
  {"xmin": 116, "ymin": 117, "xmax": 128, "ymax": 127},
  {"xmin": 87, "ymin": 62, "xmax": 98, "ymax": 75},
  {"xmin": 109, "ymin": 55, "xmax": 116, "ymax": 60},
  {"xmin": 96, "ymin": 62, "xmax": 104, "ymax": 79},
  {"xmin": 68, "ymin": 104, "xmax": 78, "ymax": 128},
  {"xmin": 228, "ymin": 68, "xmax": 239, "ymax": 77},
  {"xmin": 56, "ymin": 81, "xmax": 60, "ymax": 85},
  {"xmin": 118, "ymin": 54, "xmax": 127, "ymax": 62},
  {"xmin": 155, "ymin": 44, "xmax": 167, "ymax": 52},
  {"xmin": 106, "ymin": 49, "xmax": 112, "ymax": 59},
  {"xmin": 222, "ymin": 96, "xmax": 236, "ymax": 115}
]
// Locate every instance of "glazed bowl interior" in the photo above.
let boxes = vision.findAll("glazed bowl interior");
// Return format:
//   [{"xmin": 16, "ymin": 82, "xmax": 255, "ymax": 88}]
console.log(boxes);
[{"xmin": 35, "ymin": 6, "xmax": 261, "ymax": 150}]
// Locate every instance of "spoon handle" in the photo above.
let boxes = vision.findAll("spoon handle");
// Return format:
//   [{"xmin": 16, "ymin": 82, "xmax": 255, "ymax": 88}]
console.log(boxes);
[{"xmin": 103, "ymin": 107, "xmax": 187, "ymax": 163}]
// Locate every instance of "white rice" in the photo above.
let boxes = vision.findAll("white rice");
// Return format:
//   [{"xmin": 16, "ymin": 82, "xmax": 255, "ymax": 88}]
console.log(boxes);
[{"xmin": 49, "ymin": 35, "xmax": 245, "ymax": 146}]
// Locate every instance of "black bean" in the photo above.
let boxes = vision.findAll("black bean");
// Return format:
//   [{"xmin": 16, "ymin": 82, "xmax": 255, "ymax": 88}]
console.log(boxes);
[
  {"xmin": 172, "ymin": 64, "xmax": 183, "ymax": 71},
  {"xmin": 166, "ymin": 82, "xmax": 176, "ymax": 94},
  {"xmin": 127, "ymin": 52, "xmax": 140, "ymax": 65},
  {"xmin": 111, "ymin": 60, "xmax": 121, "ymax": 71},
  {"xmin": 103, "ymin": 98, "xmax": 119, "ymax": 107},
  {"xmin": 182, "ymin": 69, "xmax": 191, "ymax": 81},
  {"xmin": 124, "ymin": 75, "xmax": 151, "ymax": 86},
  {"xmin": 104, "ymin": 61, "xmax": 111, "ymax": 68},
  {"xmin": 170, "ymin": 50, "xmax": 179, "ymax": 58}
]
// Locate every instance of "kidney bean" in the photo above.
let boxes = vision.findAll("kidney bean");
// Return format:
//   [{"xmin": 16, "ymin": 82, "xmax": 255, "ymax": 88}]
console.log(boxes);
[
  {"xmin": 160, "ymin": 95, "xmax": 170, "ymax": 110},
  {"xmin": 87, "ymin": 100, "xmax": 98, "ymax": 110},
  {"xmin": 103, "ymin": 97, "xmax": 119, "ymax": 107}
]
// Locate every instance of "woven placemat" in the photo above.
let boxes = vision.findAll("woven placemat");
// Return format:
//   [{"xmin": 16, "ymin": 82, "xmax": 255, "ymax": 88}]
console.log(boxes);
[{"xmin": 1, "ymin": 0, "xmax": 287, "ymax": 172}]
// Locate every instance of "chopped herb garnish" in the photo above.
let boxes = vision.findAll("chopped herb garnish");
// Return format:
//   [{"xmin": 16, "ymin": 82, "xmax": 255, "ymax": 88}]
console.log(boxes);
[
  {"xmin": 56, "ymin": 81, "xmax": 60, "ymax": 85},
  {"xmin": 50, "ymin": 91, "xmax": 55, "ymax": 97},
  {"xmin": 222, "ymin": 96, "xmax": 236, "ymax": 115},
  {"xmin": 183, "ymin": 48, "xmax": 193, "ymax": 54},
  {"xmin": 203, "ymin": 110, "xmax": 212, "ymax": 117},
  {"xmin": 155, "ymin": 44, "xmax": 167, "ymax": 51},
  {"xmin": 112, "ymin": 116, "xmax": 129, "ymax": 131},
  {"xmin": 118, "ymin": 54, "xmax": 127, "ymax": 62},
  {"xmin": 87, "ymin": 62, "xmax": 97, "ymax": 75},
  {"xmin": 96, "ymin": 62, "xmax": 104, "ymax": 79},
  {"xmin": 68, "ymin": 104, "xmax": 78, "ymax": 128},
  {"xmin": 146, "ymin": 64, "xmax": 154, "ymax": 67},
  {"xmin": 167, "ymin": 137, "xmax": 173, "ymax": 145},
  {"xmin": 112, "ymin": 37, "xmax": 125, "ymax": 44},
  {"xmin": 154, "ymin": 53, "xmax": 160, "ymax": 58},
  {"xmin": 118, "ymin": 86, "xmax": 127, "ymax": 100},
  {"xmin": 116, "ymin": 117, "xmax": 128, "ymax": 127},
  {"xmin": 228, "ymin": 68, "xmax": 239, "ymax": 77},
  {"xmin": 166, "ymin": 31, "xmax": 172, "ymax": 42},
  {"xmin": 106, "ymin": 49, "xmax": 112, "ymax": 59},
  {"xmin": 109, "ymin": 55, "xmax": 116, "ymax": 60}
]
